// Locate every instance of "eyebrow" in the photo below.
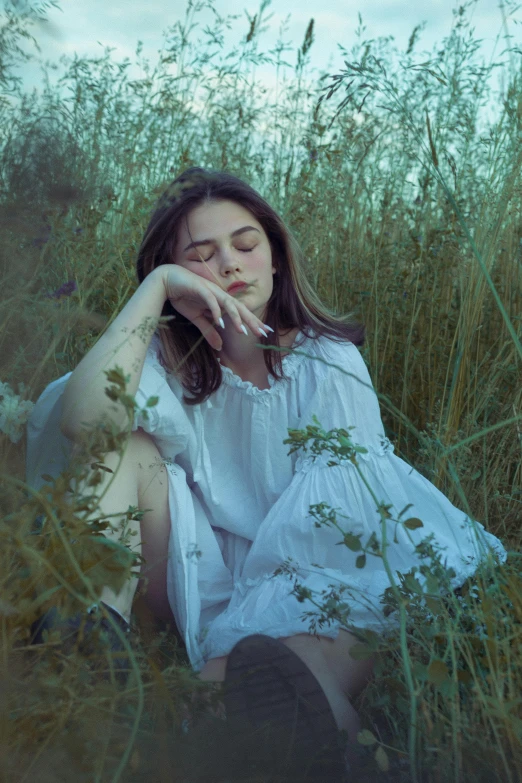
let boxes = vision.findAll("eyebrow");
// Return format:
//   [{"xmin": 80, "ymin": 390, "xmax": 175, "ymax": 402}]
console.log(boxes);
[{"xmin": 183, "ymin": 225, "xmax": 260, "ymax": 252}]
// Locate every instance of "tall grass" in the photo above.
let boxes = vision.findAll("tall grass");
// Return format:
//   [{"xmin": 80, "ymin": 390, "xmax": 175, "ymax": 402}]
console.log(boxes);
[{"xmin": 0, "ymin": 0, "xmax": 521, "ymax": 780}]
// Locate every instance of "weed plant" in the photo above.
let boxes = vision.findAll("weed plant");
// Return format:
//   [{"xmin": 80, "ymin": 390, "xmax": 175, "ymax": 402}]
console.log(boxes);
[{"xmin": 0, "ymin": 0, "xmax": 520, "ymax": 781}]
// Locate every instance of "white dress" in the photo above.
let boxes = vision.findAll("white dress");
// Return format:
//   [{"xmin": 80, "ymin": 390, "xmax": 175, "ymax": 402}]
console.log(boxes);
[{"xmin": 26, "ymin": 330, "xmax": 507, "ymax": 671}]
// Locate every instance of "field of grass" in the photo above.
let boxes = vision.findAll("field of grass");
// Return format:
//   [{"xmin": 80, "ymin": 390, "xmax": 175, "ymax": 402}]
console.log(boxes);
[{"xmin": 0, "ymin": 0, "xmax": 521, "ymax": 781}]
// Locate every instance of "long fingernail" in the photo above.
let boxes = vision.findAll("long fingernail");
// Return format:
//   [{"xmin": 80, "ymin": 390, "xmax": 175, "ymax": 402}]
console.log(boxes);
[
  {"xmin": 263, "ymin": 324, "xmax": 275, "ymax": 333},
  {"xmin": 218, "ymin": 317, "xmax": 225, "ymax": 329},
  {"xmin": 241, "ymin": 324, "xmax": 249, "ymax": 335},
  {"xmin": 258, "ymin": 328, "xmax": 268, "ymax": 338}
]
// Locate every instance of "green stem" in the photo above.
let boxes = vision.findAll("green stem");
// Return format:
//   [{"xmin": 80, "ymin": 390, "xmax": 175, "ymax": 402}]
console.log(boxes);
[{"xmin": 352, "ymin": 460, "xmax": 419, "ymax": 782}]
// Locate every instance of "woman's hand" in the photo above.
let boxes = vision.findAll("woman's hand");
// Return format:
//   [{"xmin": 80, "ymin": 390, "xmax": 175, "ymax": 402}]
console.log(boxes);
[{"xmin": 159, "ymin": 264, "xmax": 271, "ymax": 351}]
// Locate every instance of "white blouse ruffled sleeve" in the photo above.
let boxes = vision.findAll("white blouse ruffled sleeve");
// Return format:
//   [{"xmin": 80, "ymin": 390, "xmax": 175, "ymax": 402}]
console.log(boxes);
[
  {"xmin": 199, "ymin": 337, "xmax": 508, "ymax": 657},
  {"xmin": 292, "ymin": 338, "xmax": 507, "ymax": 572}
]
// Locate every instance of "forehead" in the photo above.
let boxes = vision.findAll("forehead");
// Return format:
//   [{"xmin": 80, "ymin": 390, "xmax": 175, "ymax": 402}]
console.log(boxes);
[{"xmin": 178, "ymin": 199, "xmax": 262, "ymax": 241}]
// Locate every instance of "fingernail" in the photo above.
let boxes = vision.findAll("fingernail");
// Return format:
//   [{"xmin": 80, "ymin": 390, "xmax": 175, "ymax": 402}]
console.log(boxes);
[
  {"xmin": 240, "ymin": 324, "xmax": 249, "ymax": 335},
  {"xmin": 263, "ymin": 324, "xmax": 275, "ymax": 333},
  {"xmin": 258, "ymin": 328, "xmax": 268, "ymax": 338},
  {"xmin": 218, "ymin": 317, "xmax": 225, "ymax": 329}
]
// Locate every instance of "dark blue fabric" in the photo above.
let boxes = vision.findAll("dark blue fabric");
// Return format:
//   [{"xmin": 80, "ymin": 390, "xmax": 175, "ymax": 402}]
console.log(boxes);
[{"xmin": 31, "ymin": 602, "xmax": 131, "ymax": 684}]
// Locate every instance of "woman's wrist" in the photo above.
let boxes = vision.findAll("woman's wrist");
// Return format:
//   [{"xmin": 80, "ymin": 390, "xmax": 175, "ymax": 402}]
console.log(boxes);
[{"xmin": 145, "ymin": 264, "xmax": 169, "ymax": 302}]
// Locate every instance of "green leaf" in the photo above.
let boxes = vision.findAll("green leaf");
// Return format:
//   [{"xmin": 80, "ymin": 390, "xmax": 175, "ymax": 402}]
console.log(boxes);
[
  {"xmin": 426, "ymin": 68, "xmax": 448, "ymax": 86},
  {"xmin": 404, "ymin": 573, "xmax": 423, "ymax": 594},
  {"xmin": 90, "ymin": 462, "xmax": 113, "ymax": 473},
  {"xmin": 343, "ymin": 532, "xmax": 362, "ymax": 552},
  {"xmin": 404, "ymin": 517, "xmax": 424, "ymax": 529},
  {"xmin": 356, "ymin": 554, "xmax": 366, "ymax": 569},
  {"xmin": 425, "ymin": 573, "xmax": 440, "ymax": 595},
  {"xmin": 119, "ymin": 393, "xmax": 138, "ymax": 409},
  {"xmin": 338, "ymin": 435, "xmax": 353, "ymax": 449},
  {"xmin": 146, "ymin": 395, "xmax": 159, "ymax": 407},
  {"xmin": 105, "ymin": 367, "xmax": 129, "ymax": 388},
  {"xmin": 398, "ymin": 503, "xmax": 414, "ymax": 518},
  {"xmin": 349, "ymin": 643, "xmax": 373, "ymax": 661},
  {"xmin": 457, "ymin": 669, "xmax": 472, "ymax": 685},
  {"xmin": 437, "ymin": 679, "xmax": 457, "ymax": 698},
  {"xmin": 375, "ymin": 746, "xmax": 390, "ymax": 772},
  {"xmin": 428, "ymin": 659, "xmax": 449, "ymax": 685},
  {"xmin": 425, "ymin": 596, "xmax": 442, "ymax": 613},
  {"xmin": 357, "ymin": 729, "xmax": 377, "ymax": 746}
]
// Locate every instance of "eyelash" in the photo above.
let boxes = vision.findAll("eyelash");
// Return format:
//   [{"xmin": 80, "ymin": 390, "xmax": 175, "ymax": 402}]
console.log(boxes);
[{"xmin": 191, "ymin": 247, "xmax": 255, "ymax": 262}]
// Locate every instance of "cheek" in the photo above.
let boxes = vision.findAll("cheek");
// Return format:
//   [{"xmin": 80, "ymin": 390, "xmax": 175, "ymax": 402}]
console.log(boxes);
[{"xmin": 251, "ymin": 250, "xmax": 272, "ymax": 274}]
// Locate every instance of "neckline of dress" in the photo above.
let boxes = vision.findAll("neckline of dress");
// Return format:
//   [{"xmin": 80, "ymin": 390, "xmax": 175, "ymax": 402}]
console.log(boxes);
[{"xmin": 218, "ymin": 330, "xmax": 309, "ymax": 396}]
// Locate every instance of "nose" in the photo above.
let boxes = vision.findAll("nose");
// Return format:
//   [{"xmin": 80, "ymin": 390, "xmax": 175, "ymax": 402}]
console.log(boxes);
[{"xmin": 219, "ymin": 246, "xmax": 244, "ymax": 276}]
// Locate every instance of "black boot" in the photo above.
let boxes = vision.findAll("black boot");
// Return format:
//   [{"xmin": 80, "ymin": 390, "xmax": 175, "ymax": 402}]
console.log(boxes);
[{"xmin": 222, "ymin": 634, "xmax": 348, "ymax": 782}]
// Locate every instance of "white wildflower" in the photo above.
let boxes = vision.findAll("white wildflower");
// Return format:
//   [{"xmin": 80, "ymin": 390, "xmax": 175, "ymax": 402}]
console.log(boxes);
[{"xmin": 0, "ymin": 381, "xmax": 35, "ymax": 444}]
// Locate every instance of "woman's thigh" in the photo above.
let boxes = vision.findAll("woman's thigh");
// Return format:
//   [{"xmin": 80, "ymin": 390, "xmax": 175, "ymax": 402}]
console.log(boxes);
[{"xmin": 133, "ymin": 429, "xmax": 174, "ymax": 622}]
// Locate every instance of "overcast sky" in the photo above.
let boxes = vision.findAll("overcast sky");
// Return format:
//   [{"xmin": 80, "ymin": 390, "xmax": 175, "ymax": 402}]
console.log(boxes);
[{"xmin": 16, "ymin": 0, "xmax": 520, "ymax": 96}]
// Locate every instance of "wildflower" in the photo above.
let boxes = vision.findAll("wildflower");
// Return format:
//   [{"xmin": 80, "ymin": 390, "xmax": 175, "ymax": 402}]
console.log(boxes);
[
  {"xmin": 0, "ymin": 381, "xmax": 35, "ymax": 444},
  {"xmin": 46, "ymin": 279, "xmax": 78, "ymax": 300}
]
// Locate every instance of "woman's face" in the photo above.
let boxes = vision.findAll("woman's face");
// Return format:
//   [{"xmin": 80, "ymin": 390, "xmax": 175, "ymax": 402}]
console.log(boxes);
[{"xmin": 174, "ymin": 199, "xmax": 276, "ymax": 320}]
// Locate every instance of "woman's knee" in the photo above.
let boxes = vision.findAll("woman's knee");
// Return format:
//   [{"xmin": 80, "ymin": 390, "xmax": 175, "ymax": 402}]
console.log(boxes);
[
  {"xmin": 198, "ymin": 655, "xmax": 228, "ymax": 682},
  {"xmin": 81, "ymin": 428, "xmax": 168, "ymax": 516},
  {"xmin": 319, "ymin": 630, "xmax": 375, "ymax": 699}
]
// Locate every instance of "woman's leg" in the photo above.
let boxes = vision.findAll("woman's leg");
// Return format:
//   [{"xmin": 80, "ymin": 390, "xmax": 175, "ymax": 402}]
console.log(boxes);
[
  {"xmin": 318, "ymin": 629, "xmax": 375, "ymax": 701},
  {"xmin": 278, "ymin": 633, "xmax": 369, "ymax": 744},
  {"xmin": 71, "ymin": 428, "xmax": 172, "ymax": 622},
  {"xmin": 199, "ymin": 630, "xmax": 374, "ymax": 745},
  {"xmin": 198, "ymin": 656, "xmax": 228, "ymax": 682}
]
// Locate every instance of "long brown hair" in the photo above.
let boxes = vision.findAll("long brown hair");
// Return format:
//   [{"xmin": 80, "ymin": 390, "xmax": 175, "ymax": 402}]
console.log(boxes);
[{"xmin": 136, "ymin": 167, "xmax": 364, "ymax": 405}]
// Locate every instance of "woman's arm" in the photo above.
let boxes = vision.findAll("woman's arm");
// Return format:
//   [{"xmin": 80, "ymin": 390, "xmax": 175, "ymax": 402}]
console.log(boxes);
[
  {"xmin": 60, "ymin": 262, "xmax": 269, "ymax": 441},
  {"xmin": 60, "ymin": 266, "xmax": 168, "ymax": 440}
]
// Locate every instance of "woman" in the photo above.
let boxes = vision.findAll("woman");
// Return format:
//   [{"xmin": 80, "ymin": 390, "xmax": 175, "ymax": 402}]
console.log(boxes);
[{"xmin": 27, "ymin": 167, "xmax": 507, "ymax": 779}]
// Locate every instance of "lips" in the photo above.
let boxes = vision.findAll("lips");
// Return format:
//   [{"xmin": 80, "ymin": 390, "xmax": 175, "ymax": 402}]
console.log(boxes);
[{"xmin": 227, "ymin": 282, "xmax": 248, "ymax": 293}]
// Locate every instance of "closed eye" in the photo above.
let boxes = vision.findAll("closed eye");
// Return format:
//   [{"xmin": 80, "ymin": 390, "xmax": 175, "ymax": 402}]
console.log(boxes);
[{"xmin": 190, "ymin": 247, "xmax": 256, "ymax": 262}]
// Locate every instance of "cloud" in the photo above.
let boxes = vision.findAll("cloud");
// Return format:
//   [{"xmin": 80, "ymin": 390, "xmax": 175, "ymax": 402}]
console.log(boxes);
[{"xmin": 16, "ymin": 0, "xmax": 514, "ymax": 95}]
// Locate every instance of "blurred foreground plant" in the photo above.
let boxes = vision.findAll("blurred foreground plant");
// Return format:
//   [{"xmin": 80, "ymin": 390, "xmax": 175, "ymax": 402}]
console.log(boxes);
[{"xmin": 0, "ymin": 368, "xmax": 214, "ymax": 782}]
